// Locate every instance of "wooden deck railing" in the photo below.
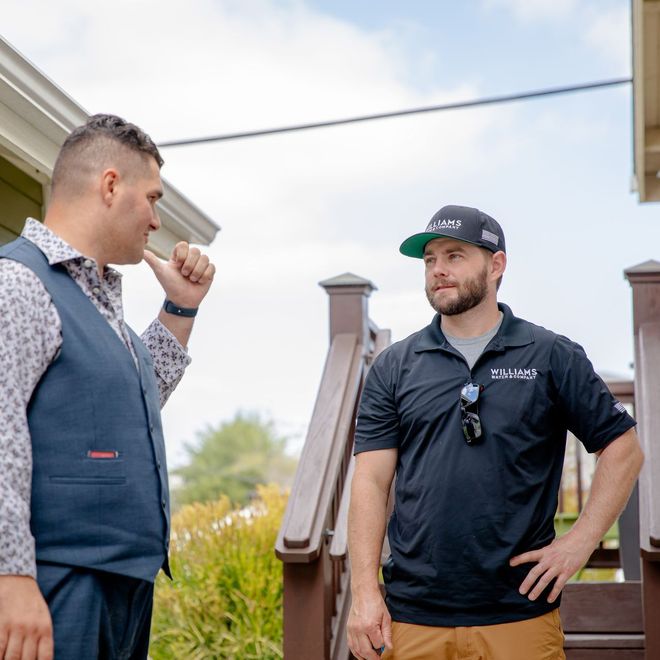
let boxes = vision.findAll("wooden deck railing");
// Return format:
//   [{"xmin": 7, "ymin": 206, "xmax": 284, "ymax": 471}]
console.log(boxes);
[
  {"xmin": 558, "ymin": 381, "xmax": 635, "ymax": 517},
  {"xmin": 557, "ymin": 379, "xmax": 639, "ymax": 576},
  {"xmin": 275, "ymin": 273, "xmax": 389, "ymax": 660}
]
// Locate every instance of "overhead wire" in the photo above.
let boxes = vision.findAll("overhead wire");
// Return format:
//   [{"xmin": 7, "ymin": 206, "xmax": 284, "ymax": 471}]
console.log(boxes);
[{"xmin": 157, "ymin": 77, "xmax": 632, "ymax": 148}]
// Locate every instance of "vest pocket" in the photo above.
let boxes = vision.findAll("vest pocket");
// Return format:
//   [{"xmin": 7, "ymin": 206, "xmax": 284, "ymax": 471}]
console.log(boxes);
[{"xmin": 49, "ymin": 476, "xmax": 127, "ymax": 485}]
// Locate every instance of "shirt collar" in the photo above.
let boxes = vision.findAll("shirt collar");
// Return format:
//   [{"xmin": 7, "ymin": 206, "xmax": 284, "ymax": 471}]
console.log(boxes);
[
  {"xmin": 21, "ymin": 218, "xmax": 122, "ymax": 280},
  {"xmin": 414, "ymin": 303, "xmax": 534, "ymax": 353}
]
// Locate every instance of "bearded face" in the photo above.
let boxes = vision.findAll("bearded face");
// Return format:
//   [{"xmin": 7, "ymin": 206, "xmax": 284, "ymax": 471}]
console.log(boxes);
[{"xmin": 425, "ymin": 262, "xmax": 489, "ymax": 315}]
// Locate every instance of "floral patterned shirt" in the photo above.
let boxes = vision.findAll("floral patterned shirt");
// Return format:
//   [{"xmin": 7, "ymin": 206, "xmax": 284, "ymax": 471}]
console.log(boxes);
[{"xmin": 0, "ymin": 219, "xmax": 191, "ymax": 578}]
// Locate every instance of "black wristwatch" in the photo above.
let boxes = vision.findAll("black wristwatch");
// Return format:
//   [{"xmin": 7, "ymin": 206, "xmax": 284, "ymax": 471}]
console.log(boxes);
[{"xmin": 162, "ymin": 299, "xmax": 198, "ymax": 317}]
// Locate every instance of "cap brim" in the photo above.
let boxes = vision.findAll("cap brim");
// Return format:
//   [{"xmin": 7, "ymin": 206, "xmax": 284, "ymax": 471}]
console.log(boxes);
[{"xmin": 399, "ymin": 232, "xmax": 477, "ymax": 258}]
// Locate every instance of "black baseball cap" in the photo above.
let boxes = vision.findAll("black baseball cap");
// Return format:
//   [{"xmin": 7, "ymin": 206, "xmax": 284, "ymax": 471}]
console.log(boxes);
[{"xmin": 399, "ymin": 205, "xmax": 506, "ymax": 258}]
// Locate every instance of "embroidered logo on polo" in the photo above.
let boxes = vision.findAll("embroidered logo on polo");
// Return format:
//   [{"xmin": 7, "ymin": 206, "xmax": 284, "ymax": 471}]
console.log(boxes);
[
  {"xmin": 490, "ymin": 368, "xmax": 538, "ymax": 380},
  {"xmin": 427, "ymin": 218, "xmax": 462, "ymax": 231}
]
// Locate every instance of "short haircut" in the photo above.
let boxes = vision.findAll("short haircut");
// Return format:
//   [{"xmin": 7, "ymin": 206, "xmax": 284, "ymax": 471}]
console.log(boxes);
[{"xmin": 51, "ymin": 114, "xmax": 164, "ymax": 196}]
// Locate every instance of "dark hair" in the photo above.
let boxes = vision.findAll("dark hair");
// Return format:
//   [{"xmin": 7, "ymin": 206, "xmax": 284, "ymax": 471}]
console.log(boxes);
[{"xmin": 52, "ymin": 114, "xmax": 163, "ymax": 194}]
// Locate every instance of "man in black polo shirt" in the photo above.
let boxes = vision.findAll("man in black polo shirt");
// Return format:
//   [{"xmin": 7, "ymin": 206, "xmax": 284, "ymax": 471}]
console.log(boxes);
[{"xmin": 346, "ymin": 205, "xmax": 643, "ymax": 660}]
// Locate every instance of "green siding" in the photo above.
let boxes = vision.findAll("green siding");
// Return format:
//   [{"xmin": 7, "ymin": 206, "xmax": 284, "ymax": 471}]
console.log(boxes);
[{"xmin": 0, "ymin": 155, "xmax": 43, "ymax": 245}]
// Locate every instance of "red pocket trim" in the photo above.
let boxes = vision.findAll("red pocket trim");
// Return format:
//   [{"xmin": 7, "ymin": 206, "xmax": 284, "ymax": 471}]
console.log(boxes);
[{"xmin": 87, "ymin": 450, "xmax": 119, "ymax": 459}]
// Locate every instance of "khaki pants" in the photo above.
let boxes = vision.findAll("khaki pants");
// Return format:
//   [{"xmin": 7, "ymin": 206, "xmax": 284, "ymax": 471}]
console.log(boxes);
[{"xmin": 382, "ymin": 609, "xmax": 565, "ymax": 660}]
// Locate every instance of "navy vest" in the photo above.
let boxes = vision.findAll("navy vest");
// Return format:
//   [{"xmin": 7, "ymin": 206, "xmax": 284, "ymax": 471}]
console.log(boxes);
[{"xmin": 0, "ymin": 237, "xmax": 170, "ymax": 582}]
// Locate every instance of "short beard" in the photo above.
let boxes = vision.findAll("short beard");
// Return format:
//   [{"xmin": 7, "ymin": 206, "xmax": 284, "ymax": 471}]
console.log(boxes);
[{"xmin": 426, "ymin": 265, "xmax": 489, "ymax": 316}]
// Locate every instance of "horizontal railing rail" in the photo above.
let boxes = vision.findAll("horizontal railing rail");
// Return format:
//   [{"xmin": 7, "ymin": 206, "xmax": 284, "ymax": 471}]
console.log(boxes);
[
  {"xmin": 276, "ymin": 332, "xmax": 363, "ymax": 561},
  {"xmin": 329, "ymin": 328, "xmax": 391, "ymax": 565}
]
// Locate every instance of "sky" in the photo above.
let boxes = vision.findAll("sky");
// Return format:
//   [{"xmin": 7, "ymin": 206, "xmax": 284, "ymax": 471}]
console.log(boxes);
[{"xmin": 3, "ymin": 0, "xmax": 658, "ymax": 464}]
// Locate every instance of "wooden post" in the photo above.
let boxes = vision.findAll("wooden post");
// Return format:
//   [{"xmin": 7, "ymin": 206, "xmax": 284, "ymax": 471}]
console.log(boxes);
[
  {"xmin": 282, "ymin": 558, "xmax": 332, "ymax": 659},
  {"xmin": 319, "ymin": 273, "xmax": 377, "ymax": 347},
  {"xmin": 625, "ymin": 260, "xmax": 660, "ymax": 660}
]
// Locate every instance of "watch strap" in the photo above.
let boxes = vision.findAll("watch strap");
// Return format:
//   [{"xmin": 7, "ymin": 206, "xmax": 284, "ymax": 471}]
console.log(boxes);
[{"xmin": 163, "ymin": 299, "xmax": 198, "ymax": 317}]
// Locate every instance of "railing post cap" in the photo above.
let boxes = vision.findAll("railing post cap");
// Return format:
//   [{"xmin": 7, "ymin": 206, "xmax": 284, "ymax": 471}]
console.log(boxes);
[
  {"xmin": 319, "ymin": 272, "xmax": 377, "ymax": 295},
  {"xmin": 625, "ymin": 260, "xmax": 660, "ymax": 282}
]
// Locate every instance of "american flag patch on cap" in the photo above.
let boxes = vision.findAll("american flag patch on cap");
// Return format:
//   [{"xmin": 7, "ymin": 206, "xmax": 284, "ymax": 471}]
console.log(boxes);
[
  {"xmin": 482, "ymin": 229, "xmax": 499, "ymax": 245},
  {"xmin": 614, "ymin": 401, "xmax": 626, "ymax": 413}
]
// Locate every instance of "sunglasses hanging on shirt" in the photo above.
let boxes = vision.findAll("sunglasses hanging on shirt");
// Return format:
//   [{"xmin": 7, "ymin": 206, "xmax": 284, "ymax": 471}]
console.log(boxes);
[{"xmin": 460, "ymin": 382, "xmax": 484, "ymax": 445}]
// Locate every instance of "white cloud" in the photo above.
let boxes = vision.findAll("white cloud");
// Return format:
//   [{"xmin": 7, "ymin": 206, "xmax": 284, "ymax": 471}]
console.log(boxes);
[
  {"xmin": 583, "ymin": 5, "xmax": 631, "ymax": 71},
  {"xmin": 483, "ymin": 0, "xmax": 579, "ymax": 23},
  {"xmin": 482, "ymin": 0, "xmax": 630, "ymax": 72}
]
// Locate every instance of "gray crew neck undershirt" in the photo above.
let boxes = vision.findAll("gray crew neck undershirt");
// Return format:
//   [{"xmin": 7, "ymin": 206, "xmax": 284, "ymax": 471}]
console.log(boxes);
[{"xmin": 443, "ymin": 312, "xmax": 504, "ymax": 370}]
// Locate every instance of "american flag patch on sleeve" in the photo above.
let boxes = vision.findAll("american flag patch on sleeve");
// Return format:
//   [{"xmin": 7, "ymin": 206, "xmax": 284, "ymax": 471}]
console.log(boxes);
[{"xmin": 614, "ymin": 401, "xmax": 626, "ymax": 414}]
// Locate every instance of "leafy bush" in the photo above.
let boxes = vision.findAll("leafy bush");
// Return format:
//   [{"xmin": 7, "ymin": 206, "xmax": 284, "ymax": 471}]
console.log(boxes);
[{"xmin": 150, "ymin": 485, "xmax": 287, "ymax": 659}]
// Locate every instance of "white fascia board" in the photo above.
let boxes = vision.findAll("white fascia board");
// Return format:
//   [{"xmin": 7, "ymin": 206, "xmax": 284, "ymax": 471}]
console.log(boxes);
[
  {"xmin": 0, "ymin": 36, "xmax": 220, "ymax": 249},
  {"xmin": 0, "ymin": 38, "xmax": 80, "ymax": 179}
]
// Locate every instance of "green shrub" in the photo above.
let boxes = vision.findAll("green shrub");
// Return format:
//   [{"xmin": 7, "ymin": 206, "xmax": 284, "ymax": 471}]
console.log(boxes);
[{"xmin": 150, "ymin": 485, "xmax": 287, "ymax": 659}]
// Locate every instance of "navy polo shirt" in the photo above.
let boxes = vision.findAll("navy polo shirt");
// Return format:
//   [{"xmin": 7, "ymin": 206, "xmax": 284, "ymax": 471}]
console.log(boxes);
[{"xmin": 354, "ymin": 303, "xmax": 636, "ymax": 627}]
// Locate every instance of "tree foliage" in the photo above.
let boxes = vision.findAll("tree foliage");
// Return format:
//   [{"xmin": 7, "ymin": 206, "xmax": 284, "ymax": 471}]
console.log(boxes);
[{"xmin": 173, "ymin": 412, "xmax": 297, "ymax": 507}]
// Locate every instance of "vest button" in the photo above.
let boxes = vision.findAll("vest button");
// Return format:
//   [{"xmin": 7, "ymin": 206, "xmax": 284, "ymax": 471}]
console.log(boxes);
[
  {"xmin": 161, "ymin": 499, "xmax": 166, "ymax": 509},
  {"xmin": 157, "ymin": 460, "xmax": 162, "ymax": 469},
  {"xmin": 149, "ymin": 423, "xmax": 155, "ymax": 434}
]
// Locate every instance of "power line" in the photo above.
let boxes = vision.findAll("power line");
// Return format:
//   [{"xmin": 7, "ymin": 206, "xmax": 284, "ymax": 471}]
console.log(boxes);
[{"xmin": 157, "ymin": 77, "xmax": 631, "ymax": 148}]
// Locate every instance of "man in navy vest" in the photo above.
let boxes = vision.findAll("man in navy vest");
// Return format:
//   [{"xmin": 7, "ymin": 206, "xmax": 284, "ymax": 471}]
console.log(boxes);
[{"xmin": 0, "ymin": 115, "xmax": 216, "ymax": 659}]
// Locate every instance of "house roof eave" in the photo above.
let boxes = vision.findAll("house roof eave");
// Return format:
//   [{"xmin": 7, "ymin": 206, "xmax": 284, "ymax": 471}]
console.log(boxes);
[{"xmin": 0, "ymin": 36, "xmax": 220, "ymax": 250}]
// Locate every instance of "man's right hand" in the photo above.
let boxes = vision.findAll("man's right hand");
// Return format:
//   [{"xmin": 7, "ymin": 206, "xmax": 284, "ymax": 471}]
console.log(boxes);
[
  {"xmin": 347, "ymin": 589, "xmax": 393, "ymax": 660},
  {"xmin": 0, "ymin": 576, "xmax": 53, "ymax": 660}
]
